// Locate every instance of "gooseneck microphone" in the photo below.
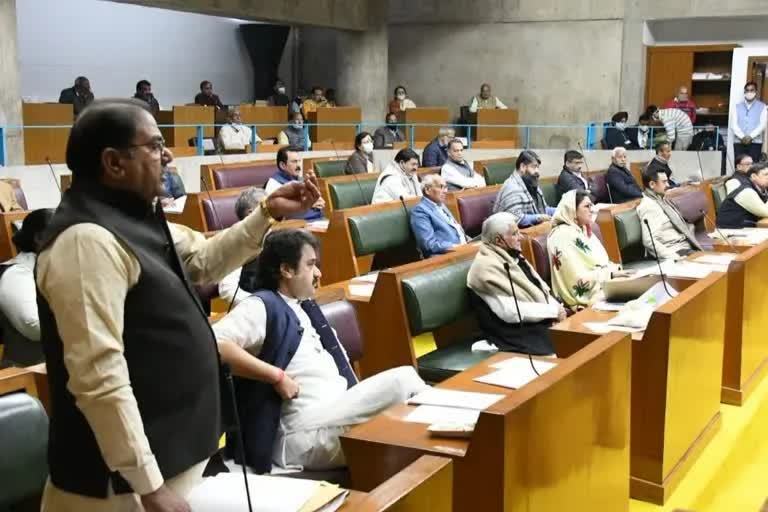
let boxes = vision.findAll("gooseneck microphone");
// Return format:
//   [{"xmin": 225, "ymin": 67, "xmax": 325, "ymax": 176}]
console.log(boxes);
[
  {"xmin": 642, "ymin": 219, "xmax": 675, "ymax": 297},
  {"xmin": 699, "ymin": 208, "xmax": 737, "ymax": 252},
  {"xmin": 46, "ymin": 157, "xmax": 63, "ymax": 196},
  {"xmin": 222, "ymin": 363, "xmax": 254, "ymax": 512},
  {"xmin": 504, "ymin": 262, "xmax": 541, "ymax": 377}
]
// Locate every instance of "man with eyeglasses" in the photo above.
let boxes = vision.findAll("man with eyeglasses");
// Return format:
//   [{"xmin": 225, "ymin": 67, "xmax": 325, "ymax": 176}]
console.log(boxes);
[
  {"xmin": 36, "ymin": 98, "xmax": 320, "ymax": 512},
  {"xmin": 410, "ymin": 174, "xmax": 468, "ymax": 258},
  {"xmin": 732, "ymin": 81, "xmax": 767, "ymax": 163}
]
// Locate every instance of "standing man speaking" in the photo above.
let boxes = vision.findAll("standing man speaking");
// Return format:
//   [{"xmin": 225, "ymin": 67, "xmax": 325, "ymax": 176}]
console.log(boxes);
[{"xmin": 37, "ymin": 99, "xmax": 319, "ymax": 511}]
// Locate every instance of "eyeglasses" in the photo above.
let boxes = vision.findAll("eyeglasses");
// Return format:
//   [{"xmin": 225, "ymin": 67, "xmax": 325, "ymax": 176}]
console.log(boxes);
[{"xmin": 125, "ymin": 138, "xmax": 166, "ymax": 153}]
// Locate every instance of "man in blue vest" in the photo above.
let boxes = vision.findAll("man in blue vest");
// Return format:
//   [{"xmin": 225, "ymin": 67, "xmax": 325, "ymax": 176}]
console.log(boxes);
[
  {"xmin": 732, "ymin": 81, "xmax": 767, "ymax": 163},
  {"xmin": 214, "ymin": 229, "xmax": 427, "ymax": 472},
  {"xmin": 265, "ymin": 146, "xmax": 325, "ymax": 221}
]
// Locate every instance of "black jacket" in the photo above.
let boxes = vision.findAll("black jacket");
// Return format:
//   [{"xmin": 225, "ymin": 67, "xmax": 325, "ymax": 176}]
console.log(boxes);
[
  {"xmin": 556, "ymin": 167, "xmax": 599, "ymax": 201},
  {"xmin": 605, "ymin": 163, "xmax": 642, "ymax": 203},
  {"xmin": 58, "ymin": 87, "xmax": 94, "ymax": 115},
  {"xmin": 604, "ymin": 127, "xmax": 636, "ymax": 150}
]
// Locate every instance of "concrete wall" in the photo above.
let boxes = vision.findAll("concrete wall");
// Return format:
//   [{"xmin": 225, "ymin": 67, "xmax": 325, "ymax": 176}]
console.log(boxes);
[{"xmin": 0, "ymin": 0, "xmax": 23, "ymax": 165}]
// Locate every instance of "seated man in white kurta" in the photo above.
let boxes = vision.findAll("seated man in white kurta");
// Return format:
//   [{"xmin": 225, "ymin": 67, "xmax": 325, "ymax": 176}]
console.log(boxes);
[{"xmin": 213, "ymin": 229, "xmax": 427, "ymax": 473}]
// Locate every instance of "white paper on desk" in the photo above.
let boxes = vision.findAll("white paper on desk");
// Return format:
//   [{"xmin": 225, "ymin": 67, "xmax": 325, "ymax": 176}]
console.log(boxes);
[
  {"xmin": 474, "ymin": 357, "xmax": 558, "ymax": 389},
  {"xmin": 490, "ymin": 356, "xmax": 557, "ymax": 374},
  {"xmin": 407, "ymin": 388, "xmax": 505, "ymax": 411},
  {"xmin": 583, "ymin": 321, "xmax": 643, "ymax": 334},
  {"xmin": 162, "ymin": 195, "xmax": 186, "ymax": 213},
  {"xmin": 695, "ymin": 253, "xmax": 737, "ymax": 265},
  {"xmin": 404, "ymin": 405, "xmax": 481, "ymax": 425},
  {"xmin": 348, "ymin": 283, "xmax": 375, "ymax": 297},
  {"xmin": 308, "ymin": 219, "xmax": 329, "ymax": 230},
  {"xmin": 351, "ymin": 272, "xmax": 380, "ymax": 284},
  {"xmin": 592, "ymin": 301, "xmax": 625, "ymax": 312},
  {"xmin": 186, "ymin": 473, "xmax": 319, "ymax": 512},
  {"xmin": 314, "ymin": 492, "xmax": 349, "ymax": 512},
  {"xmin": 639, "ymin": 261, "xmax": 711, "ymax": 279}
]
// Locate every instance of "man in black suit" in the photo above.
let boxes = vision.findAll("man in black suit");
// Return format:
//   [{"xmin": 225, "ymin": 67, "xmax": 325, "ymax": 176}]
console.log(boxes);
[
  {"xmin": 605, "ymin": 146, "xmax": 642, "ymax": 203},
  {"xmin": 58, "ymin": 76, "xmax": 94, "ymax": 116}
]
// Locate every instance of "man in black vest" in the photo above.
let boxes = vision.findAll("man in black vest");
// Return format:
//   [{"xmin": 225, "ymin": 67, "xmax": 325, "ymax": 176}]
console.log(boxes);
[
  {"xmin": 717, "ymin": 162, "xmax": 768, "ymax": 229},
  {"xmin": 214, "ymin": 229, "xmax": 427, "ymax": 473},
  {"xmin": 36, "ymin": 98, "xmax": 320, "ymax": 512}
]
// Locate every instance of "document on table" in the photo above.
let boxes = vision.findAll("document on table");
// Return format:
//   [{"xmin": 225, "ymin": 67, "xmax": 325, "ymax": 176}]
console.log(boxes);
[
  {"xmin": 407, "ymin": 388, "xmax": 505, "ymax": 411},
  {"xmin": 473, "ymin": 357, "xmax": 558, "ymax": 390},
  {"xmin": 694, "ymin": 253, "xmax": 736, "ymax": 265},
  {"xmin": 307, "ymin": 219, "xmax": 330, "ymax": 230},
  {"xmin": 585, "ymin": 282, "xmax": 677, "ymax": 334},
  {"xmin": 162, "ymin": 195, "xmax": 187, "ymax": 213},
  {"xmin": 711, "ymin": 228, "xmax": 768, "ymax": 244},
  {"xmin": 636, "ymin": 261, "xmax": 712, "ymax": 279},
  {"xmin": 348, "ymin": 272, "xmax": 380, "ymax": 297},
  {"xmin": 404, "ymin": 405, "xmax": 481, "ymax": 425}
]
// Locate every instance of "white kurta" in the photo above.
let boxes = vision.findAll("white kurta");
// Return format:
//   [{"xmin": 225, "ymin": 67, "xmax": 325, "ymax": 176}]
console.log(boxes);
[{"xmin": 212, "ymin": 292, "xmax": 427, "ymax": 471}]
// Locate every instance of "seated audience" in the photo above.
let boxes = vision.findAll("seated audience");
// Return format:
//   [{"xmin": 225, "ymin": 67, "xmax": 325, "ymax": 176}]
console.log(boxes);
[
  {"xmin": 278, "ymin": 112, "xmax": 310, "ymax": 151},
  {"xmin": 468, "ymin": 83, "xmax": 508, "ymax": 113},
  {"xmin": 717, "ymin": 162, "xmax": 768, "ymax": 229},
  {"xmin": 627, "ymin": 114, "xmax": 653, "ymax": 149},
  {"xmin": 605, "ymin": 147, "xmax": 642, "ymax": 203},
  {"xmin": 690, "ymin": 124, "xmax": 724, "ymax": 152},
  {"xmin": 266, "ymin": 146, "xmax": 324, "ymax": 220},
  {"xmin": 290, "ymin": 89, "xmax": 306, "ymax": 114},
  {"xmin": 195, "ymin": 80, "xmax": 225, "ymax": 109},
  {"xmin": 663, "ymin": 85, "xmax": 697, "ymax": 124},
  {"xmin": 214, "ymin": 229, "xmax": 427, "ymax": 471},
  {"xmin": 725, "ymin": 153, "xmax": 754, "ymax": 194},
  {"xmin": 389, "ymin": 85, "xmax": 417, "ymax": 113},
  {"xmin": 373, "ymin": 112, "xmax": 405, "ymax": 149},
  {"xmin": 493, "ymin": 150, "xmax": 555, "ymax": 227},
  {"xmin": 422, "ymin": 127, "xmax": 455, "ymax": 168},
  {"xmin": 441, "ymin": 139, "xmax": 485, "ymax": 191},
  {"xmin": 133, "ymin": 79, "xmax": 159, "ymax": 116},
  {"xmin": 219, "ymin": 187, "xmax": 267, "ymax": 307},
  {"xmin": 325, "ymin": 88, "xmax": 337, "ymax": 107},
  {"xmin": 647, "ymin": 104, "xmax": 693, "ymax": 150},
  {"xmin": 58, "ymin": 76, "xmax": 94, "ymax": 115},
  {"xmin": 547, "ymin": 190, "xmax": 622, "ymax": 308},
  {"xmin": 160, "ymin": 166, "xmax": 185, "ymax": 202},
  {"xmin": 0, "ymin": 208, "xmax": 55, "ymax": 343},
  {"xmin": 604, "ymin": 111, "xmax": 635, "ymax": 150},
  {"xmin": 645, "ymin": 142, "xmax": 679, "ymax": 187},
  {"xmin": 344, "ymin": 132, "xmax": 375, "ymax": 175},
  {"xmin": 637, "ymin": 167, "xmax": 702, "ymax": 260},
  {"xmin": 267, "ymin": 80, "xmax": 290, "ymax": 107},
  {"xmin": 302, "ymin": 86, "xmax": 328, "ymax": 115},
  {"xmin": 410, "ymin": 174, "xmax": 468, "ymax": 258},
  {"xmin": 0, "ymin": 180, "xmax": 22, "ymax": 212},
  {"xmin": 218, "ymin": 108, "xmax": 260, "ymax": 151},
  {"xmin": 372, "ymin": 148, "xmax": 422, "ymax": 204},
  {"xmin": 556, "ymin": 150, "xmax": 598, "ymax": 200},
  {"xmin": 467, "ymin": 212, "xmax": 566, "ymax": 355}
]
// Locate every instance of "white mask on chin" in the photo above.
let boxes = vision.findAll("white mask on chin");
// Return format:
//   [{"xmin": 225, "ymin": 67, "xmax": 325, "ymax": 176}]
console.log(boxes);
[{"xmin": 746, "ymin": 92, "xmax": 757, "ymax": 102}]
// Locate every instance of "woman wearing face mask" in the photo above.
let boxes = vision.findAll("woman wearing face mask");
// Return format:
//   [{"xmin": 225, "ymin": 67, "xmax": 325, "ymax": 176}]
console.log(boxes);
[
  {"xmin": 278, "ymin": 112, "xmax": 310, "ymax": 151},
  {"xmin": 604, "ymin": 111, "xmax": 636, "ymax": 150},
  {"xmin": 345, "ymin": 131, "xmax": 376, "ymax": 175},
  {"xmin": 467, "ymin": 212, "xmax": 566, "ymax": 355},
  {"xmin": 546, "ymin": 190, "xmax": 626, "ymax": 309},
  {"xmin": 388, "ymin": 85, "xmax": 417, "ymax": 114}
]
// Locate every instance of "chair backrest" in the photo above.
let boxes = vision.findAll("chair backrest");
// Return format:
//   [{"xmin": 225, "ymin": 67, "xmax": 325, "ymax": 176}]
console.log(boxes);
[
  {"xmin": 0, "ymin": 392, "xmax": 48, "ymax": 509},
  {"xmin": 592, "ymin": 173, "xmax": 610, "ymax": 203},
  {"xmin": 329, "ymin": 179, "xmax": 377, "ymax": 210},
  {"xmin": 1, "ymin": 179, "xmax": 28, "ymax": 210},
  {"xmin": 202, "ymin": 195, "xmax": 241, "ymax": 231},
  {"xmin": 321, "ymin": 300, "xmax": 364, "ymax": 363},
  {"xmin": 667, "ymin": 188, "xmax": 708, "ymax": 229},
  {"xmin": 529, "ymin": 234, "xmax": 551, "ymax": 286},
  {"xmin": 348, "ymin": 207, "xmax": 413, "ymax": 257},
  {"xmin": 314, "ymin": 160, "xmax": 347, "ymax": 178},
  {"xmin": 711, "ymin": 182, "xmax": 727, "ymax": 212},
  {"xmin": 401, "ymin": 259, "xmax": 474, "ymax": 335},
  {"xmin": 212, "ymin": 164, "xmax": 274, "ymax": 189},
  {"xmin": 540, "ymin": 179, "xmax": 558, "ymax": 208},
  {"xmin": 614, "ymin": 209, "xmax": 644, "ymax": 263},
  {"xmin": 483, "ymin": 162, "xmax": 515, "ymax": 186},
  {"xmin": 456, "ymin": 190, "xmax": 497, "ymax": 237}
]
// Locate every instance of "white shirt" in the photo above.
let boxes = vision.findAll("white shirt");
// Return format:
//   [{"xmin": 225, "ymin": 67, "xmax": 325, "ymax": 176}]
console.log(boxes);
[
  {"xmin": 440, "ymin": 160, "xmax": 485, "ymax": 189},
  {"xmin": 218, "ymin": 123, "xmax": 260, "ymax": 150},
  {"xmin": 212, "ymin": 292, "xmax": 349, "ymax": 430},
  {"xmin": 371, "ymin": 162, "xmax": 422, "ymax": 204},
  {"xmin": 468, "ymin": 96, "xmax": 508, "ymax": 113},
  {"xmin": 732, "ymin": 101, "xmax": 768, "ymax": 141},
  {"xmin": 0, "ymin": 252, "xmax": 40, "ymax": 341},
  {"xmin": 218, "ymin": 267, "xmax": 247, "ymax": 307}
]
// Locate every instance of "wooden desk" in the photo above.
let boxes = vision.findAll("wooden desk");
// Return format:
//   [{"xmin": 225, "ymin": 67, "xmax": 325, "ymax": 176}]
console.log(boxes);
[
  {"xmin": 691, "ymin": 244, "xmax": 768, "ymax": 405},
  {"xmin": 156, "ymin": 106, "xmax": 214, "ymax": 147},
  {"xmin": 550, "ymin": 272, "xmax": 727, "ymax": 504},
  {"xmin": 342, "ymin": 334, "xmax": 631, "ymax": 512},
  {"xmin": 22, "ymin": 103, "xmax": 73, "ymax": 164},
  {"xmin": 468, "ymin": 109, "xmax": 519, "ymax": 143},
  {"xmin": 308, "ymin": 107, "xmax": 360, "ymax": 144},
  {"xmin": 629, "ymin": 161, "xmax": 647, "ymax": 187},
  {"xmin": 398, "ymin": 108, "xmax": 451, "ymax": 144},
  {"xmin": 468, "ymin": 140, "xmax": 517, "ymax": 150},
  {"xmin": 757, "ymin": 218, "xmax": 768, "ymax": 228},
  {"xmin": 165, "ymin": 187, "xmax": 249, "ymax": 231},
  {"xmin": 237, "ymin": 105, "xmax": 286, "ymax": 141},
  {"xmin": 60, "ymin": 174, "xmax": 72, "ymax": 193},
  {"xmin": 168, "ymin": 146, "xmax": 198, "ymax": 158},
  {"xmin": 0, "ymin": 210, "xmax": 30, "ymax": 261}
]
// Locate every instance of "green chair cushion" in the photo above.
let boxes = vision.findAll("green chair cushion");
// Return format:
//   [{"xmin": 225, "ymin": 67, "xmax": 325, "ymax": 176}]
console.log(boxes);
[
  {"xmin": 712, "ymin": 183, "xmax": 727, "ymax": 212},
  {"xmin": 417, "ymin": 340, "xmax": 493, "ymax": 383},
  {"xmin": 614, "ymin": 209, "xmax": 645, "ymax": 264},
  {"xmin": 401, "ymin": 259, "xmax": 473, "ymax": 334},
  {"xmin": 540, "ymin": 181, "xmax": 558, "ymax": 208},
  {"xmin": 329, "ymin": 180, "xmax": 376, "ymax": 210},
  {"xmin": 314, "ymin": 160, "xmax": 347, "ymax": 178},
  {"xmin": 483, "ymin": 163, "xmax": 515, "ymax": 186},
  {"xmin": 348, "ymin": 208, "xmax": 411, "ymax": 256}
]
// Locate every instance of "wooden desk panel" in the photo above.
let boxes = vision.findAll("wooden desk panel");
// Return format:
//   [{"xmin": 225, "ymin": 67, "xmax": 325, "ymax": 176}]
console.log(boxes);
[
  {"xmin": 469, "ymin": 109, "xmax": 519, "ymax": 142},
  {"xmin": 342, "ymin": 334, "xmax": 631, "ymax": 512},
  {"xmin": 398, "ymin": 108, "xmax": 451, "ymax": 144},
  {"xmin": 157, "ymin": 106, "xmax": 215, "ymax": 147},
  {"xmin": 238, "ymin": 105, "xmax": 286, "ymax": 141},
  {"xmin": 22, "ymin": 103, "xmax": 73, "ymax": 165},
  {"xmin": 0, "ymin": 210, "xmax": 30, "ymax": 261},
  {"xmin": 308, "ymin": 107, "xmax": 360, "ymax": 144},
  {"xmin": 60, "ymin": 174, "xmax": 72, "ymax": 193},
  {"xmin": 550, "ymin": 272, "xmax": 727, "ymax": 505}
]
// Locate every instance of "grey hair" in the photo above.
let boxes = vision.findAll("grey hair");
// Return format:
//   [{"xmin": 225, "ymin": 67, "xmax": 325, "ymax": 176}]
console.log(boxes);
[
  {"xmin": 480, "ymin": 212, "xmax": 518, "ymax": 243},
  {"xmin": 438, "ymin": 127, "xmax": 455, "ymax": 137},
  {"xmin": 612, "ymin": 146, "xmax": 627, "ymax": 158},
  {"xmin": 235, "ymin": 187, "xmax": 266, "ymax": 220},
  {"xmin": 421, "ymin": 173, "xmax": 445, "ymax": 192}
]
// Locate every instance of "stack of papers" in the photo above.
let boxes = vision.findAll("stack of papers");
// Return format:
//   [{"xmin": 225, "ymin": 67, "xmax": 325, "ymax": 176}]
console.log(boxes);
[
  {"xmin": 585, "ymin": 282, "xmax": 678, "ymax": 334},
  {"xmin": 636, "ymin": 261, "xmax": 715, "ymax": 279},
  {"xmin": 473, "ymin": 357, "xmax": 557, "ymax": 390},
  {"xmin": 348, "ymin": 272, "xmax": 379, "ymax": 297},
  {"xmin": 162, "ymin": 195, "xmax": 187, "ymax": 213},
  {"xmin": 695, "ymin": 253, "xmax": 736, "ymax": 265},
  {"xmin": 711, "ymin": 228, "xmax": 768, "ymax": 245},
  {"xmin": 307, "ymin": 219, "xmax": 329, "ymax": 230},
  {"xmin": 404, "ymin": 389, "xmax": 505, "ymax": 428}
]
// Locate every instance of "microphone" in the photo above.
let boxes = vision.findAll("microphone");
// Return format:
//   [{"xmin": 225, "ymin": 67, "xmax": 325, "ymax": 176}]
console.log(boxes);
[
  {"xmin": 45, "ymin": 157, "xmax": 62, "ymax": 197},
  {"xmin": 221, "ymin": 363, "xmax": 254, "ymax": 512},
  {"xmin": 695, "ymin": 147, "xmax": 706, "ymax": 184},
  {"xmin": 642, "ymin": 219, "xmax": 675, "ymax": 297},
  {"xmin": 699, "ymin": 208, "xmax": 736, "ymax": 252},
  {"xmin": 503, "ymin": 262, "xmax": 540, "ymax": 376}
]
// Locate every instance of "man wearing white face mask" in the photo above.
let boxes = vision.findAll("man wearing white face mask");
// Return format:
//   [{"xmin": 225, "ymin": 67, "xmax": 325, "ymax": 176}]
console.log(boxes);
[
  {"xmin": 345, "ymin": 131, "xmax": 376, "ymax": 174},
  {"xmin": 604, "ymin": 111, "xmax": 635, "ymax": 150},
  {"xmin": 267, "ymin": 80, "xmax": 290, "ymax": 107},
  {"xmin": 732, "ymin": 81, "xmax": 767, "ymax": 163}
]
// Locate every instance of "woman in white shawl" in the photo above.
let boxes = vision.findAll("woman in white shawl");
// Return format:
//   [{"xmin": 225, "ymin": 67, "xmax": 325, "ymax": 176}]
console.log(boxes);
[{"xmin": 547, "ymin": 189, "xmax": 623, "ymax": 307}]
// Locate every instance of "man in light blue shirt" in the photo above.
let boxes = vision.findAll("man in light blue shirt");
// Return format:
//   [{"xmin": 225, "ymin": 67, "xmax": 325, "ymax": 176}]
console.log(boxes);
[{"xmin": 410, "ymin": 174, "xmax": 468, "ymax": 257}]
